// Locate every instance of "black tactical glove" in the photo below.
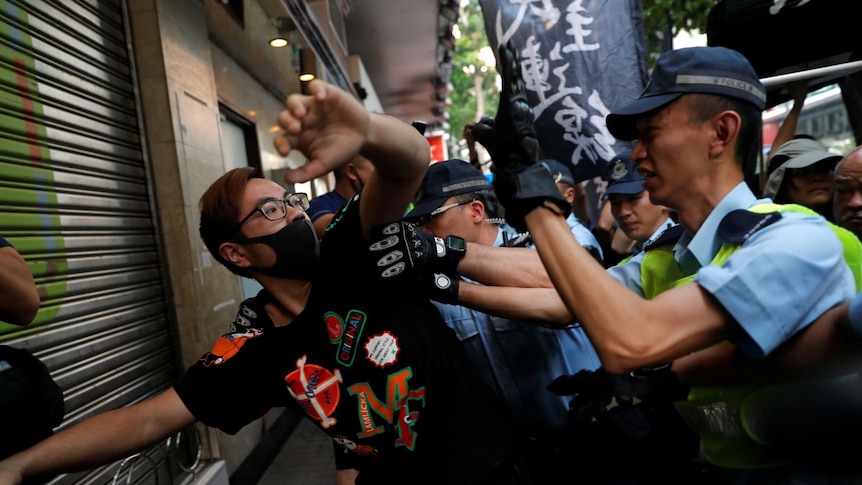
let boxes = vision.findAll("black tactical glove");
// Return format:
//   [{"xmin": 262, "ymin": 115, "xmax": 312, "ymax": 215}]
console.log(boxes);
[
  {"xmin": 489, "ymin": 42, "xmax": 570, "ymax": 231},
  {"xmin": 492, "ymin": 42, "xmax": 539, "ymax": 175},
  {"xmin": 369, "ymin": 221, "xmax": 465, "ymax": 280},
  {"xmin": 425, "ymin": 271, "xmax": 460, "ymax": 304},
  {"xmin": 470, "ymin": 116, "xmax": 495, "ymax": 156},
  {"xmin": 548, "ymin": 368, "xmax": 616, "ymax": 426},
  {"xmin": 625, "ymin": 364, "xmax": 690, "ymax": 406}
]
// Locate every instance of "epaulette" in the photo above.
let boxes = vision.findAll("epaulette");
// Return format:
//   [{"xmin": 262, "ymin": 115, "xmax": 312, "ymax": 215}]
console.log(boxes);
[
  {"xmin": 643, "ymin": 224, "xmax": 685, "ymax": 252},
  {"xmin": 717, "ymin": 209, "xmax": 782, "ymax": 245}
]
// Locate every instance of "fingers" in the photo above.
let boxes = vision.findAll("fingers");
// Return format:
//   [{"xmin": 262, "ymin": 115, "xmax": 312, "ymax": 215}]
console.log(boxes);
[
  {"xmin": 273, "ymin": 131, "xmax": 293, "ymax": 157},
  {"xmin": 273, "ymin": 80, "xmax": 363, "ymax": 182},
  {"xmin": 274, "ymin": 83, "xmax": 329, "ymax": 157},
  {"xmin": 305, "ymin": 79, "xmax": 329, "ymax": 101},
  {"xmin": 282, "ymin": 161, "xmax": 327, "ymax": 184}
]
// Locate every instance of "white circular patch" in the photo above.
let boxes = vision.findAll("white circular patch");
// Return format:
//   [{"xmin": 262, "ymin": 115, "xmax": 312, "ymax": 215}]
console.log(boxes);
[
  {"xmin": 364, "ymin": 331, "xmax": 399, "ymax": 368},
  {"xmin": 434, "ymin": 273, "xmax": 452, "ymax": 289},
  {"xmin": 434, "ymin": 237, "xmax": 446, "ymax": 257}
]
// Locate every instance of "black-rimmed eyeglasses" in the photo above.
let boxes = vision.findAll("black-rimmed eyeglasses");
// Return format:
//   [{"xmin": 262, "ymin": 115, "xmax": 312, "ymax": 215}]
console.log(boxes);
[
  {"xmin": 417, "ymin": 200, "xmax": 472, "ymax": 227},
  {"xmin": 229, "ymin": 193, "xmax": 309, "ymax": 239}
]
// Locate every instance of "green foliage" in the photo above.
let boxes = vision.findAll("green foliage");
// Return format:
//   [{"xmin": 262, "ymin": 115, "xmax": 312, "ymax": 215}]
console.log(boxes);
[
  {"xmin": 642, "ymin": 0, "xmax": 716, "ymax": 49},
  {"xmin": 447, "ymin": 0, "xmax": 499, "ymax": 158}
]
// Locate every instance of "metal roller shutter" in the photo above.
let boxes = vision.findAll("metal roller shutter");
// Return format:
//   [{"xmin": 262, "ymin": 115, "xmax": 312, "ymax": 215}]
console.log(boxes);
[{"xmin": 0, "ymin": 1, "xmax": 187, "ymax": 483}]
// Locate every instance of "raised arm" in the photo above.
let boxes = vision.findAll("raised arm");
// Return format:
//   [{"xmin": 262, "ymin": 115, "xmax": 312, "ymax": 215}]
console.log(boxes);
[
  {"xmin": 0, "ymin": 241, "xmax": 40, "ymax": 326},
  {"xmin": 0, "ymin": 388, "xmax": 196, "ymax": 485},
  {"xmin": 273, "ymin": 80, "xmax": 429, "ymax": 239},
  {"xmin": 486, "ymin": 43, "xmax": 733, "ymax": 373},
  {"xmin": 354, "ymin": 112, "xmax": 430, "ymax": 238},
  {"xmin": 765, "ymin": 80, "xmax": 807, "ymax": 163}
]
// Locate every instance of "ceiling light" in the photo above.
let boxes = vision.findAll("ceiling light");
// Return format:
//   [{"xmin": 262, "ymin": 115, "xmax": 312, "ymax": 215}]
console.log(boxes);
[
  {"xmin": 269, "ymin": 38, "xmax": 289, "ymax": 48},
  {"xmin": 299, "ymin": 73, "xmax": 315, "ymax": 82}
]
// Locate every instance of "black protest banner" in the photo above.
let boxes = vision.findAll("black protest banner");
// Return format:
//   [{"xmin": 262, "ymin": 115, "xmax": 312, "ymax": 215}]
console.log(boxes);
[{"xmin": 478, "ymin": 0, "xmax": 648, "ymax": 186}]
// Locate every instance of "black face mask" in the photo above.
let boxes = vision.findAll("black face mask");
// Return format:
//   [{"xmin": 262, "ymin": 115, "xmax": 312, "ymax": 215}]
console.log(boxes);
[{"xmin": 239, "ymin": 219, "xmax": 320, "ymax": 279}]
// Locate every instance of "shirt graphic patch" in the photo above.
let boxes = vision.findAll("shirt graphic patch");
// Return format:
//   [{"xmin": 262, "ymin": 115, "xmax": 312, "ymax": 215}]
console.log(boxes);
[
  {"xmin": 333, "ymin": 435, "xmax": 379, "ymax": 457},
  {"xmin": 201, "ymin": 329, "xmax": 262, "ymax": 367},
  {"xmin": 285, "ymin": 355, "xmax": 343, "ymax": 428},
  {"xmin": 326, "ymin": 310, "xmax": 367, "ymax": 367},
  {"xmin": 348, "ymin": 368, "xmax": 426, "ymax": 450},
  {"xmin": 364, "ymin": 331, "xmax": 399, "ymax": 368}
]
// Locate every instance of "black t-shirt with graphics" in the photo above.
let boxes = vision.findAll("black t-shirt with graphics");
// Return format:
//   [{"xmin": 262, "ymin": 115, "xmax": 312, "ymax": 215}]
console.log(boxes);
[{"xmin": 175, "ymin": 195, "xmax": 517, "ymax": 484}]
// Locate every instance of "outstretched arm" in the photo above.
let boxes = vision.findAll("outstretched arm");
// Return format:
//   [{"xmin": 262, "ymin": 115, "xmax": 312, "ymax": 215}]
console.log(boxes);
[
  {"xmin": 0, "ymin": 388, "xmax": 196, "ymax": 485},
  {"xmin": 0, "ymin": 241, "xmax": 40, "ymax": 326},
  {"xmin": 458, "ymin": 281, "xmax": 574, "ymax": 325},
  {"xmin": 674, "ymin": 300, "xmax": 861, "ymax": 386},
  {"xmin": 525, "ymin": 211, "xmax": 732, "ymax": 373},
  {"xmin": 457, "ymin": 243, "xmax": 554, "ymax": 288}
]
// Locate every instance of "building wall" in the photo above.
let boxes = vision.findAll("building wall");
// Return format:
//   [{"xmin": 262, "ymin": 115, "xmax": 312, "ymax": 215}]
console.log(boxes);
[{"xmin": 127, "ymin": 0, "xmax": 300, "ymax": 475}]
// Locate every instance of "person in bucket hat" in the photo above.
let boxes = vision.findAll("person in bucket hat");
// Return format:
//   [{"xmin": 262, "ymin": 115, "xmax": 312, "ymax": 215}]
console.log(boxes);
[{"xmin": 763, "ymin": 137, "xmax": 842, "ymax": 220}]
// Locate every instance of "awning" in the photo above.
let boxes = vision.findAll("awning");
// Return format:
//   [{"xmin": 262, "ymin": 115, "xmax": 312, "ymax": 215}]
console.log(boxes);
[{"xmin": 707, "ymin": 0, "xmax": 862, "ymax": 108}]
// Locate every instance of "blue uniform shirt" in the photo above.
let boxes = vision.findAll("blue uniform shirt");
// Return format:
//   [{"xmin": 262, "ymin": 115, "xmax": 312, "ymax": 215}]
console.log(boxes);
[
  {"xmin": 432, "ymin": 223, "xmax": 601, "ymax": 434},
  {"xmin": 307, "ymin": 190, "xmax": 347, "ymax": 223},
  {"xmin": 631, "ymin": 218, "xmax": 676, "ymax": 256},
  {"xmin": 566, "ymin": 213, "xmax": 604, "ymax": 261},
  {"xmin": 609, "ymin": 183, "xmax": 854, "ymax": 358}
]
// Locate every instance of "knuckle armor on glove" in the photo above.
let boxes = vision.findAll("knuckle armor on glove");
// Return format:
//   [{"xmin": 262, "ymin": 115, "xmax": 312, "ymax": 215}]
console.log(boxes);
[{"xmin": 369, "ymin": 221, "xmax": 464, "ymax": 280}]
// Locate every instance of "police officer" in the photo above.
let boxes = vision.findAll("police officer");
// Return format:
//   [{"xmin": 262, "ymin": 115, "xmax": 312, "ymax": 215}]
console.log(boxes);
[
  {"xmin": 601, "ymin": 153, "xmax": 675, "ymax": 258},
  {"xmin": 402, "ymin": 159, "xmax": 618, "ymax": 484},
  {"xmin": 486, "ymin": 43, "xmax": 855, "ymax": 480}
]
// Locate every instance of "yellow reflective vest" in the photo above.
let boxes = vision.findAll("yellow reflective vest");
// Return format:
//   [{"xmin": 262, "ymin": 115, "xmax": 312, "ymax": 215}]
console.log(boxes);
[{"xmin": 633, "ymin": 203, "xmax": 862, "ymax": 469}]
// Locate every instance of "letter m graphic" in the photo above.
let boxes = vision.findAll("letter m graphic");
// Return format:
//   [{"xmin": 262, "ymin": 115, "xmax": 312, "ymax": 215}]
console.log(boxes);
[{"xmin": 348, "ymin": 367, "xmax": 427, "ymax": 450}]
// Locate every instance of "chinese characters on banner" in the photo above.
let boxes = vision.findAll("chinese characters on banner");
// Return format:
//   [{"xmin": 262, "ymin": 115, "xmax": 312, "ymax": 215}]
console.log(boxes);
[{"xmin": 478, "ymin": 0, "xmax": 648, "ymax": 223}]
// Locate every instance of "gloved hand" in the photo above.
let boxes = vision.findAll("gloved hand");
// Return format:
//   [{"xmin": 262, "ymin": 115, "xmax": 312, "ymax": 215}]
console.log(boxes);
[
  {"xmin": 548, "ymin": 368, "xmax": 615, "ymax": 425},
  {"xmin": 425, "ymin": 272, "xmax": 460, "ymax": 304},
  {"xmin": 470, "ymin": 116, "xmax": 495, "ymax": 156},
  {"xmin": 369, "ymin": 221, "xmax": 465, "ymax": 280},
  {"xmin": 626, "ymin": 364, "xmax": 690, "ymax": 406},
  {"xmin": 492, "ymin": 42, "xmax": 539, "ymax": 176},
  {"xmin": 488, "ymin": 42, "xmax": 570, "ymax": 231}
]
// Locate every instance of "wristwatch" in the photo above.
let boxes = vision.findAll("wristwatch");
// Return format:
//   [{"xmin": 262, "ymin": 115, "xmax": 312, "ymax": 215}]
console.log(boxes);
[{"xmin": 444, "ymin": 235, "xmax": 467, "ymax": 259}]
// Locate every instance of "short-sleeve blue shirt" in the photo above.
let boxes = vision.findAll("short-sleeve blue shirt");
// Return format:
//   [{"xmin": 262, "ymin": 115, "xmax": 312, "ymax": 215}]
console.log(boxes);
[
  {"xmin": 432, "ymin": 223, "xmax": 601, "ymax": 433},
  {"xmin": 609, "ymin": 183, "xmax": 854, "ymax": 358},
  {"xmin": 306, "ymin": 190, "xmax": 347, "ymax": 223},
  {"xmin": 566, "ymin": 213, "xmax": 604, "ymax": 262}
]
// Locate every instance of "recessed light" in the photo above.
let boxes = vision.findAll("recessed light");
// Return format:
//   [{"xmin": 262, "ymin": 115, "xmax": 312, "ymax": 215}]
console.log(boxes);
[
  {"xmin": 269, "ymin": 38, "xmax": 289, "ymax": 48},
  {"xmin": 299, "ymin": 73, "xmax": 315, "ymax": 82}
]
